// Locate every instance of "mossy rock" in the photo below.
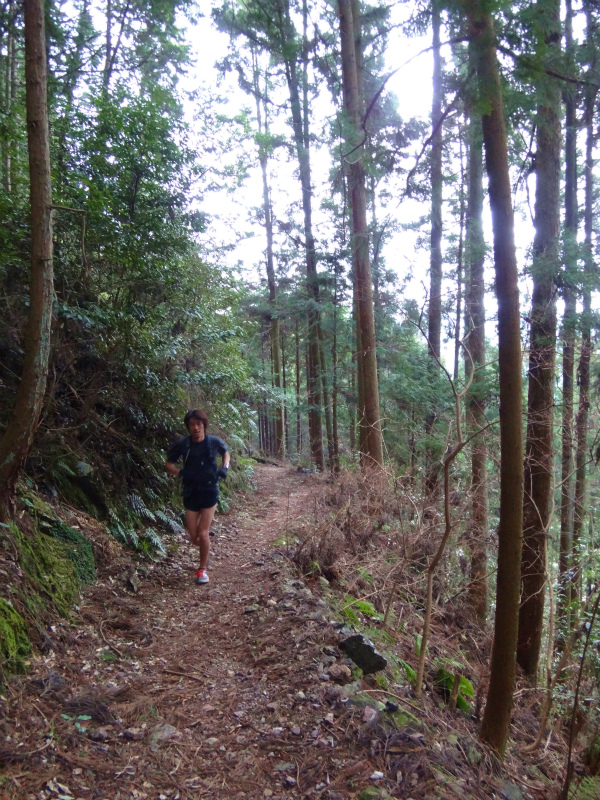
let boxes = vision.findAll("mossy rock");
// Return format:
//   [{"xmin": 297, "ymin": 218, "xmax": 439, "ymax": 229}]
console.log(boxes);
[
  {"xmin": 21, "ymin": 492, "xmax": 96, "ymax": 585},
  {"xmin": 0, "ymin": 598, "xmax": 31, "ymax": 674},
  {"xmin": 46, "ymin": 521, "xmax": 96, "ymax": 584},
  {"xmin": 12, "ymin": 525, "xmax": 79, "ymax": 616},
  {"xmin": 350, "ymin": 692, "xmax": 385, "ymax": 712},
  {"xmin": 387, "ymin": 709, "xmax": 422, "ymax": 731},
  {"xmin": 357, "ymin": 788, "xmax": 392, "ymax": 800}
]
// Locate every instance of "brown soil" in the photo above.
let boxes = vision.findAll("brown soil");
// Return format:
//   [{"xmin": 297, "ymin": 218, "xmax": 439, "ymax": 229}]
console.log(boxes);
[{"xmin": 0, "ymin": 466, "xmax": 376, "ymax": 800}]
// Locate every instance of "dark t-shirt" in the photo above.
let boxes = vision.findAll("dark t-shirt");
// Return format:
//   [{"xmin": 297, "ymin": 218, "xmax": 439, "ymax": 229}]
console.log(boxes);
[{"xmin": 167, "ymin": 434, "xmax": 228, "ymax": 490}]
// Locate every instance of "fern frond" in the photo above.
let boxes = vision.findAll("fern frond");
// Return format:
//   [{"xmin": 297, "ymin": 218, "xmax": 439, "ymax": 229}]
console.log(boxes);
[
  {"xmin": 126, "ymin": 529, "xmax": 139, "ymax": 548},
  {"xmin": 128, "ymin": 493, "xmax": 156, "ymax": 522},
  {"xmin": 155, "ymin": 509, "xmax": 184, "ymax": 535},
  {"xmin": 143, "ymin": 527, "xmax": 166, "ymax": 553}
]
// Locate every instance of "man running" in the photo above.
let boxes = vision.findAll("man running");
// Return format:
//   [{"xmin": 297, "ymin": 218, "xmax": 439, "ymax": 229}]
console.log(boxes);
[{"xmin": 165, "ymin": 410, "xmax": 230, "ymax": 584}]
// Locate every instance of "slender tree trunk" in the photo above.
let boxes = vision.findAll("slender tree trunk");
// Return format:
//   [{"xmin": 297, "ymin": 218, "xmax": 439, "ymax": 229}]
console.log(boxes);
[
  {"xmin": 465, "ymin": 103, "xmax": 488, "ymax": 624},
  {"xmin": 338, "ymin": 0, "xmax": 384, "ymax": 468},
  {"xmin": 463, "ymin": 1, "xmax": 524, "ymax": 756},
  {"xmin": 103, "ymin": 0, "xmax": 112, "ymax": 89},
  {"xmin": 454, "ymin": 129, "xmax": 466, "ymax": 382},
  {"xmin": 429, "ymin": 0, "xmax": 443, "ymax": 364},
  {"xmin": 2, "ymin": 3, "xmax": 14, "ymax": 194},
  {"xmin": 8, "ymin": 6, "xmax": 16, "ymax": 193},
  {"xmin": 279, "ymin": 0, "xmax": 323, "ymax": 469},
  {"xmin": 350, "ymin": 347, "xmax": 357, "ymax": 453},
  {"xmin": 254, "ymin": 57, "xmax": 284, "ymax": 459},
  {"xmin": 370, "ymin": 176, "xmax": 383, "ymax": 337},
  {"xmin": 281, "ymin": 329, "xmax": 290, "ymax": 454},
  {"xmin": 0, "ymin": 0, "xmax": 54, "ymax": 520},
  {"xmin": 318, "ymin": 326, "xmax": 334, "ymax": 467},
  {"xmin": 296, "ymin": 320, "xmax": 302, "ymax": 457},
  {"xmin": 425, "ymin": 0, "xmax": 444, "ymax": 492},
  {"xmin": 332, "ymin": 270, "xmax": 340, "ymax": 472},
  {"xmin": 558, "ymin": 0, "xmax": 577, "ymax": 628},
  {"xmin": 572, "ymin": 66, "xmax": 597, "ymax": 612},
  {"xmin": 517, "ymin": 0, "xmax": 561, "ymax": 680}
]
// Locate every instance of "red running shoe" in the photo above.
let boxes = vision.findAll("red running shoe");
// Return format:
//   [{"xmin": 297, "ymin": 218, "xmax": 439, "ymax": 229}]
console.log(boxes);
[{"xmin": 196, "ymin": 569, "xmax": 209, "ymax": 585}]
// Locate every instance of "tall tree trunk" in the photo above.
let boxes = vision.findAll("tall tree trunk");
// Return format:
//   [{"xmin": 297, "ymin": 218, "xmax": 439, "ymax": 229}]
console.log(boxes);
[
  {"xmin": 281, "ymin": 329, "xmax": 290, "ymax": 454},
  {"xmin": 0, "ymin": 0, "xmax": 54, "ymax": 520},
  {"xmin": 454, "ymin": 128, "xmax": 465, "ymax": 383},
  {"xmin": 103, "ymin": 0, "xmax": 112, "ymax": 89},
  {"xmin": 349, "ymin": 348, "xmax": 357, "ymax": 453},
  {"xmin": 254, "ymin": 55, "xmax": 284, "ymax": 458},
  {"xmin": 332, "ymin": 269, "xmax": 340, "ymax": 472},
  {"xmin": 463, "ymin": 1, "xmax": 524, "ymax": 756},
  {"xmin": 295, "ymin": 320, "xmax": 302, "ymax": 457},
  {"xmin": 558, "ymin": 0, "xmax": 577, "ymax": 628},
  {"xmin": 2, "ymin": 3, "xmax": 14, "ymax": 194},
  {"xmin": 517, "ymin": 0, "xmax": 561, "ymax": 680},
  {"xmin": 465, "ymin": 103, "xmax": 488, "ymax": 624},
  {"xmin": 280, "ymin": 0, "xmax": 323, "ymax": 469},
  {"xmin": 319, "ymin": 327, "xmax": 334, "ymax": 467},
  {"xmin": 572, "ymin": 60, "xmax": 597, "ymax": 612},
  {"xmin": 425, "ymin": 0, "xmax": 444, "ymax": 492},
  {"xmin": 338, "ymin": 0, "xmax": 384, "ymax": 468},
  {"xmin": 370, "ymin": 175, "xmax": 383, "ymax": 337},
  {"xmin": 429, "ymin": 0, "xmax": 443, "ymax": 364}
]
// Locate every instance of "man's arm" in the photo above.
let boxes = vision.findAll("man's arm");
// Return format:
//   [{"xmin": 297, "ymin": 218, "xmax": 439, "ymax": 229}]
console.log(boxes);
[{"xmin": 165, "ymin": 461, "xmax": 181, "ymax": 477}]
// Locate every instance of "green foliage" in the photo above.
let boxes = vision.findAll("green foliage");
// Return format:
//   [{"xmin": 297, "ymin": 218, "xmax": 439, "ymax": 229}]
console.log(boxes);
[
  {"xmin": 434, "ymin": 664, "xmax": 474, "ymax": 712},
  {"xmin": 568, "ymin": 778, "xmax": 600, "ymax": 800},
  {"xmin": 343, "ymin": 595, "xmax": 383, "ymax": 621},
  {"xmin": 46, "ymin": 521, "xmax": 96, "ymax": 585},
  {"xmin": 341, "ymin": 607, "xmax": 360, "ymax": 627},
  {"xmin": 11, "ymin": 525, "xmax": 79, "ymax": 617},
  {"xmin": 0, "ymin": 599, "xmax": 31, "ymax": 675}
]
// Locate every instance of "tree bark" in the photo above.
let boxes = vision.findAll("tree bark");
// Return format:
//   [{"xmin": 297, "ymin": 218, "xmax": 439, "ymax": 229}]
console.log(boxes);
[
  {"xmin": 572, "ymin": 52, "xmax": 597, "ymax": 612},
  {"xmin": 332, "ymin": 267, "xmax": 340, "ymax": 472},
  {"xmin": 0, "ymin": 0, "xmax": 54, "ymax": 520},
  {"xmin": 279, "ymin": 0, "xmax": 323, "ymax": 469},
  {"xmin": 558, "ymin": 0, "xmax": 577, "ymax": 628},
  {"xmin": 424, "ymin": 0, "xmax": 444, "ymax": 493},
  {"xmin": 517, "ymin": 0, "xmax": 561, "ymax": 680},
  {"xmin": 464, "ymin": 99, "xmax": 488, "ymax": 625},
  {"xmin": 429, "ymin": 0, "xmax": 443, "ymax": 364},
  {"xmin": 454, "ymin": 129, "xmax": 465, "ymax": 383},
  {"xmin": 281, "ymin": 329, "xmax": 290, "ymax": 454},
  {"xmin": 253, "ymin": 55, "xmax": 284, "ymax": 459},
  {"xmin": 295, "ymin": 320, "xmax": 302, "ymax": 456},
  {"xmin": 462, "ymin": 0, "xmax": 524, "ymax": 756},
  {"xmin": 338, "ymin": 0, "xmax": 384, "ymax": 468}
]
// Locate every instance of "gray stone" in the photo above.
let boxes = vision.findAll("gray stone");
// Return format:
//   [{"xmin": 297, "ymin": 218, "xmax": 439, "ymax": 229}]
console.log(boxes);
[
  {"xmin": 339, "ymin": 634, "xmax": 387, "ymax": 674},
  {"xmin": 124, "ymin": 727, "xmax": 144, "ymax": 741},
  {"xmin": 88, "ymin": 727, "xmax": 108, "ymax": 742},
  {"xmin": 148, "ymin": 723, "xmax": 181, "ymax": 748},
  {"xmin": 501, "ymin": 783, "xmax": 523, "ymax": 800}
]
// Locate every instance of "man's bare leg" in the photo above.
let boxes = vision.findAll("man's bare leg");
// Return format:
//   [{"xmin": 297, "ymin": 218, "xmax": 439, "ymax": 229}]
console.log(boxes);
[{"xmin": 185, "ymin": 505, "xmax": 217, "ymax": 571}]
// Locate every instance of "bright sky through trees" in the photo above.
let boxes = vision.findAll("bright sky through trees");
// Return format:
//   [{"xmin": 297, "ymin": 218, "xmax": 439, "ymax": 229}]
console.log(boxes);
[{"xmin": 183, "ymin": 3, "xmax": 547, "ymax": 369}]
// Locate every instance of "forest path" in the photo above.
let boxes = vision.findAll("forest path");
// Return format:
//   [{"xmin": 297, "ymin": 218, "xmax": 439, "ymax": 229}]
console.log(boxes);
[{"xmin": 6, "ymin": 465, "xmax": 373, "ymax": 800}]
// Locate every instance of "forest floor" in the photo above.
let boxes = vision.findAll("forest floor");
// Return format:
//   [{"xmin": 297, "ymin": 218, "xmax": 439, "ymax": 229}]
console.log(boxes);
[{"xmin": 0, "ymin": 465, "xmax": 565, "ymax": 800}]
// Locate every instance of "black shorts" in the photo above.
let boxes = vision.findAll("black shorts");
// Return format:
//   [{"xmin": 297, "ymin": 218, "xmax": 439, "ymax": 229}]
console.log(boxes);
[{"xmin": 183, "ymin": 485, "xmax": 219, "ymax": 512}]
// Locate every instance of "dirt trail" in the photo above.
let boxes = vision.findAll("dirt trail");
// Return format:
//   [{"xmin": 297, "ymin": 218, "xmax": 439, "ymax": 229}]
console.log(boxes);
[{"xmin": 3, "ymin": 465, "xmax": 373, "ymax": 800}]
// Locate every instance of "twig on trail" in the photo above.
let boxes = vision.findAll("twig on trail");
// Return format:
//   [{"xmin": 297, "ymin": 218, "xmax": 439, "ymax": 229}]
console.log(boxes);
[
  {"xmin": 163, "ymin": 669, "xmax": 204, "ymax": 683},
  {"xmin": 295, "ymin": 759, "xmax": 302, "ymax": 792},
  {"xmin": 0, "ymin": 739, "xmax": 51, "ymax": 763},
  {"xmin": 99, "ymin": 622, "xmax": 123, "ymax": 658}
]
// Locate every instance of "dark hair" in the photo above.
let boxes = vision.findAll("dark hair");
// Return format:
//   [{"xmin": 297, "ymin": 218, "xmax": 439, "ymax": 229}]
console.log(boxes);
[{"xmin": 184, "ymin": 409, "xmax": 209, "ymax": 430}]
